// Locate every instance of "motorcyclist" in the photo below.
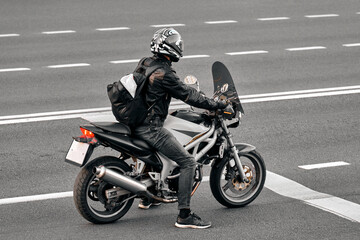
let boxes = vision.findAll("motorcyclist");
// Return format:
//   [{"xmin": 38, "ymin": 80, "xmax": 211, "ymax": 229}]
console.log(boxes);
[{"xmin": 133, "ymin": 28, "xmax": 227, "ymax": 229}]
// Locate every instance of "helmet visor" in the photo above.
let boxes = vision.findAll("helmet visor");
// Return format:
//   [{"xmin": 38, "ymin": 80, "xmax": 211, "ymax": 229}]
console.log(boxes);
[{"xmin": 165, "ymin": 34, "xmax": 184, "ymax": 56}]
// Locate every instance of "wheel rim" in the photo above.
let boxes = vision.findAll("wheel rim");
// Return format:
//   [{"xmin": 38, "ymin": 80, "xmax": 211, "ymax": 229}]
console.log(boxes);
[
  {"xmin": 85, "ymin": 166, "xmax": 131, "ymax": 218},
  {"xmin": 219, "ymin": 154, "xmax": 263, "ymax": 203}
]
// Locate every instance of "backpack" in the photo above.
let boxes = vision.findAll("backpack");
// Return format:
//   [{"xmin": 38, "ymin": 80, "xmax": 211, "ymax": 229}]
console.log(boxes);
[{"xmin": 107, "ymin": 59, "xmax": 162, "ymax": 128}]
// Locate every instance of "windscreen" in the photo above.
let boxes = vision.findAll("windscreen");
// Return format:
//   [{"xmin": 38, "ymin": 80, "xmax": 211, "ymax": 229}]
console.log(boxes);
[{"xmin": 212, "ymin": 61, "xmax": 244, "ymax": 114}]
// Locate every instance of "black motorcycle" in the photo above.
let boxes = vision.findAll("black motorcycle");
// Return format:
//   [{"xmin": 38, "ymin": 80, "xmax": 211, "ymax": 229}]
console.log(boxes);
[{"xmin": 65, "ymin": 61, "xmax": 266, "ymax": 224}]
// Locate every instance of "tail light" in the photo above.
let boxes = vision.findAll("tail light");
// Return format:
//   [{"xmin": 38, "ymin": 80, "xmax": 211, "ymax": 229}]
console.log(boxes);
[
  {"xmin": 80, "ymin": 127, "xmax": 95, "ymax": 138},
  {"xmin": 75, "ymin": 127, "xmax": 97, "ymax": 144}
]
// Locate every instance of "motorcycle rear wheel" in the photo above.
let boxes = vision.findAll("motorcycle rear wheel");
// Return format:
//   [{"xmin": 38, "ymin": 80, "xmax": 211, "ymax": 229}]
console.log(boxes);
[
  {"xmin": 210, "ymin": 150, "xmax": 266, "ymax": 208},
  {"xmin": 73, "ymin": 156, "xmax": 134, "ymax": 224}
]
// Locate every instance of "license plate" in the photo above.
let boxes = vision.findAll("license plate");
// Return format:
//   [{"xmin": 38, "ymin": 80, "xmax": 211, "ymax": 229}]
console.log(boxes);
[{"xmin": 65, "ymin": 140, "xmax": 92, "ymax": 167}]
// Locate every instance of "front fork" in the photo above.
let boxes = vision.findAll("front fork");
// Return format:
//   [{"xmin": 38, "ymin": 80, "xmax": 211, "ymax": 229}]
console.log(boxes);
[{"xmin": 219, "ymin": 117, "xmax": 249, "ymax": 183}]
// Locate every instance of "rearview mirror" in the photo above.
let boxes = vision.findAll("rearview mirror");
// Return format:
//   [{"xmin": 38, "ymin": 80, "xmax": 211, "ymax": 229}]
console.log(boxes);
[
  {"xmin": 184, "ymin": 75, "xmax": 200, "ymax": 91},
  {"xmin": 184, "ymin": 75, "xmax": 198, "ymax": 85},
  {"xmin": 221, "ymin": 83, "xmax": 229, "ymax": 93}
]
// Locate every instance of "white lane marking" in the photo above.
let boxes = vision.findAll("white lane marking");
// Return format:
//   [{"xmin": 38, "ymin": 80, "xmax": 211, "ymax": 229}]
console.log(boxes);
[
  {"xmin": 182, "ymin": 55, "xmax": 210, "ymax": 59},
  {"xmin": 2, "ymin": 41, "xmax": 359, "ymax": 70},
  {"xmin": 242, "ymin": 89, "xmax": 360, "ymax": 103},
  {"xmin": 299, "ymin": 161, "xmax": 350, "ymax": 170},
  {"xmin": 240, "ymin": 85, "xmax": 360, "ymax": 99},
  {"xmin": 257, "ymin": 17, "xmax": 290, "ymax": 21},
  {"xmin": 226, "ymin": 50, "xmax": 268, "ymax": 55},
  {"xmin": 305, "ymin": 14, "xmax": 339, "ymax": 18},
  {"xmin": 204, "ymin": 20, "xmax": 237, "ymax": 24},
  {"xmin": 150, "ymin": 24, "xmax": 185, "ymax": 28},
  {"xmin": 286, "ymin": 46, "xmax": 326, "ymax": 51},
  {"xmin": 0, "ymin": 68, "xmax": 31, "ymax": 73},
  {"xmin": 46, "ymin": 63, "xmax": 90, "ymax": 68},
  {"xmin": 96, "ymin": 27, "xmax": 130, "ymax": 31},
  {"xmin": 110, "ymin": 59, "xmax": 140, "ymax": 64},
  {"xmin": 0, "ymin": 107, "xmax": 110, "ymax": 120},
  {"xmin": 0, "ymin": 33, "xmax": 20, "ymax": 37},
  {"xmin": 2, "ymin": 171, "xmax": 360, "ymax": 224},
  {"xmin": 0, "ymin": 109, "xmax": 111, "ymax": 125},
  {"xmin": 343, "ymin": 43, "xmax": 360, "ymax": 47},
  {"xmin": 265, "ymin": 171, "xmax": 360, "ymax": 223},
  {"xmin": 41, "ymin": 30, "xmax": 76, "ymax": 34},
  {"xmin": 0, "ymin": 113, "xmax": 90, "ymax": 125},
  {"xmin": 1, "ymin": 85, "xmax": 360, "ymax": 125},
  {"xmin": 0, "ymin": 191, "xmax": 73, "ymax": 205}
]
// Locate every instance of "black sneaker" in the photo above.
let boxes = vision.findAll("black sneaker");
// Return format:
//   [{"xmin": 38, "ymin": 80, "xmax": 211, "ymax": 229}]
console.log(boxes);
[
  {"xmin": 175, "ymin": 212, "xmax": 211, "ymax": 229},
  {"xmin": 138, "ymin": 199, "xmax": 161, "ymax": 209}
]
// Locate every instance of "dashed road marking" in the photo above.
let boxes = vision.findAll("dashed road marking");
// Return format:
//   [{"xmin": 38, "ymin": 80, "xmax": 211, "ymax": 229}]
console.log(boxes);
[
  {"xmin": 299, "ymin": 161, "xmax": 350, "ymax": 170},
  {"xmin": 257, "ymin": 17, "xmax": 290, "ymax": 21},
  {"xmin": 150, "ymin": 23, "xmax": 185, "ymax": 28},
  {"xmin": 204, "ymin": 20, "xmax": 237, "ymax": 24},
  {"xmin": 343, "ymin": 43, "xmax": 360, "ymax": 47},
  {"xmin": 285, "ymin": 46, "xmax": 326, "ymax": 51},
  {"xmin": 46, "ymin": 63, "xmax": 90, "ymax": 68},
  {"xmin": 41, "ymin": 30, "xmax": 76, "ymax": 34},
  {"xmin": 95, "ymin": 27, "xmax": 130, "ymax": 31},
  {"xmin": 0, "ymin": 68, "xmax": 31, "ymax": 73},
  {"xmin": 110, "ymin": 59, "xmax": 140, "ymax": 64},
  {"xmin": 0, "ymin": 191, "xmax": 73, "ymax": 205},
  {"xmin": 226, "ymin": 50, "xmax": 269, "ymax": 55},
  {"xmin": 0, "ymin": 33, "xmax": 20, "ymax": 37},
  {"xmin": 305, "ymin": 14, "xmax": 339, "ymax": 18},
  {"xmin": 182, "ymin": 55, "xmax": 210, "ymax": 59},
  {"xmin": 2, "ymin": 12, "xmax": 358, "ymax": 39}
]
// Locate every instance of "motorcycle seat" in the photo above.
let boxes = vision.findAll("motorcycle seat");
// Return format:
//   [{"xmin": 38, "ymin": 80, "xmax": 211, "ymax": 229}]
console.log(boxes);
[
  {"xmin": 90, "ymin": 122, "xmax": 154, "ymax": 151},
  {"xmin": 91, "ymin": 122, "xmax": 131, "ymax": 135}
]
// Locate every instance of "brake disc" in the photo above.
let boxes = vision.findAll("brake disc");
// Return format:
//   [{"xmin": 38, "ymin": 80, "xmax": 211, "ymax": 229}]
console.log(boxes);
[{"xmin": 231, "ymin": 165, "xmax": 253, "ymax": 191}]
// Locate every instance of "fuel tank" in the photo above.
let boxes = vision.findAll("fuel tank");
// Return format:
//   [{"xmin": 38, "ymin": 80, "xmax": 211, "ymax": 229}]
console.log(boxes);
[{"xmin": 163, "ymin": 113, "xmax": 210, "ymax": 146}]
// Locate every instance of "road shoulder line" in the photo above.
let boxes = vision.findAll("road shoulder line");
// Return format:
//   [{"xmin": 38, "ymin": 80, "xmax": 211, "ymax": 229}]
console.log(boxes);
[{"xmin": 265, "ymin": 171, "xmax": 360, "ymax": 223}]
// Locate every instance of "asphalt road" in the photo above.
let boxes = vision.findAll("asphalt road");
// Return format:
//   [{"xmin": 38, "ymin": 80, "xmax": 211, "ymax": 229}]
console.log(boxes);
[{"xmin": 1, "ymin": 0, "xmax": 359, "ymax": 239}]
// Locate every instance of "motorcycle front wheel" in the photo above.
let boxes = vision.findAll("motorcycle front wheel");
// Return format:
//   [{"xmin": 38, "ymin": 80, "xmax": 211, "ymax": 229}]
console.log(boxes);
[
  {"xmin": 210, "ymin": 149, "xmax": 266, "ymax": 208},
  {"xmin": 73, "ymin": 156, "xmax": 134, "ymax": 224}
]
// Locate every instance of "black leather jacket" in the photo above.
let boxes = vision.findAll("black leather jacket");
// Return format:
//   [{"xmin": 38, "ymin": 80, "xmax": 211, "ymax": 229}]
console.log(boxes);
[{"xmin": 135, "ymin": 55, "xmax": 221, "ymax": 120}]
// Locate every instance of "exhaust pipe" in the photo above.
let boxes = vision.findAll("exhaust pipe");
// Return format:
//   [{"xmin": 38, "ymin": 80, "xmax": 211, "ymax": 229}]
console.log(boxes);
[{"xmin": 93, "ymin": 166, "xmax": 176, "ymax": 203}]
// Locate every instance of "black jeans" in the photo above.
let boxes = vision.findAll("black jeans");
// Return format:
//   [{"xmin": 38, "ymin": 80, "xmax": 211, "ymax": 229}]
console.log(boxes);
[{"xmin": 133, "ymin": 117, "xmax": 197, "ymax": 210}]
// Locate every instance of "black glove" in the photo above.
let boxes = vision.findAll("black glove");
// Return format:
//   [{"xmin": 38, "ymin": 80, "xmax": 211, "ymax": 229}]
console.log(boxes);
[{"xmin": 216, "ymin": 100, "xmax": 229, "ymax": 109}]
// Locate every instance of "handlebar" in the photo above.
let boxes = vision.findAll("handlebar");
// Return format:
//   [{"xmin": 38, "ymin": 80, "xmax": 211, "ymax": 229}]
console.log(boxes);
[
  {"xmin": 206, "ymin": 103, "xmax": 235, "ymax": 119},
  {"xmin": 218, "ymin": 104, "xmax": 236, "ymax": 120}
]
